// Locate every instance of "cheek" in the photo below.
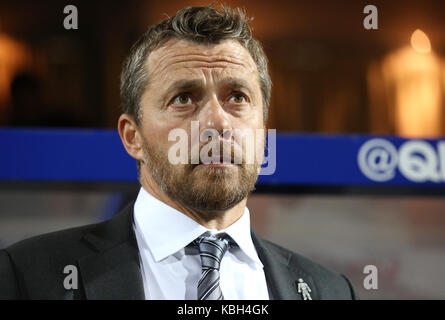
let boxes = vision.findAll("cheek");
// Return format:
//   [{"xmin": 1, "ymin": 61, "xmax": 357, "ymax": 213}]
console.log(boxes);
[
  {"xmin": 233, "ymin": 110, "xmax": 264, "ymax": 131},
  {"xmin": 253, "ymin": 110, "xmax": 264, "ymax": 128},
  {"xmin": 142, "ymin": 115, "xmax": 191, "ymax": 153}
]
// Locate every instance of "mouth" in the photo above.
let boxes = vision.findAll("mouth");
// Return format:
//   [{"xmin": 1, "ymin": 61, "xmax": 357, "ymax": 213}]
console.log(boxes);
[
  {"xmin": 198, "ymin": 163, "xmax": 236, "ymax": 167},
  {"xmin": 196, "ymin": 154, "xmax": 238, "ymax": 167}
]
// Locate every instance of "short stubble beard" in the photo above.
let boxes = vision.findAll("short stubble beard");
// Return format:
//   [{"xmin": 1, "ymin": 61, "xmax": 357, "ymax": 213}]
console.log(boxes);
[{"xmin": 141, "ymin": 135, "xmax": 262, "ymax": 219}]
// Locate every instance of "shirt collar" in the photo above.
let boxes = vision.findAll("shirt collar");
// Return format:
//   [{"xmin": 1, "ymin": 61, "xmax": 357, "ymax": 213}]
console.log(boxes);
[{"xmin": 133, "ymin": 187, "xmax": 263, "ymax": 267}]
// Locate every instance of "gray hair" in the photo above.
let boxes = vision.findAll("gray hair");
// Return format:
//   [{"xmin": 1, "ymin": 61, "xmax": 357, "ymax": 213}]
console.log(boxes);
[{"xmin": 119, "ymin": 4, "xmax": 272, "ymax": 174}]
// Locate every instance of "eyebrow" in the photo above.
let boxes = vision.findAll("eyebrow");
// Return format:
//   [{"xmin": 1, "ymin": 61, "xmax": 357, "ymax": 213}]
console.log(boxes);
[
  {"xmin": 164, "ymin": 77, "xmax": 254, "ymax": 97},
  {"xmin": 219, "ymin": 77, "xmax": 254, "ymax": 95},
  {"xmin": 166, "ymin": 79, "xmax": 204, "ymax": 95}
]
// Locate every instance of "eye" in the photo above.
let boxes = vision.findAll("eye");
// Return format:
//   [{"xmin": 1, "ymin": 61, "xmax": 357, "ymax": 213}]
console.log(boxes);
[
  {"xmin": 172, "ymin": 93, "xmax": 192, "ymax": 106},
  {"xmin": 229, "ymin": 92, "xmax": 248, "ymax": 104}
]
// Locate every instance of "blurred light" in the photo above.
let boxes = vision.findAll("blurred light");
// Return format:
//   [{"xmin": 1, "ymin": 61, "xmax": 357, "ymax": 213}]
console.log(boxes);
[
  {"xmin": 381, "ymin": 47, "xmax": 441, "ymax": 138},
  {"xmin": 0, "ymin": 33, "xmax": 31, "ymax": 108},
  {"xmin": 410, "ymin": 29, "xmax": 431, "ymax": 54}
]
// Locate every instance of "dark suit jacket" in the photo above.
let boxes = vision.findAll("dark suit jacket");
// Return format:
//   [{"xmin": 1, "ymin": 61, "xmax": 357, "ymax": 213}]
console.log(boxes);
[{"xmin": 0, "ymin": 201, "xmax": 358, "ymax": 300}]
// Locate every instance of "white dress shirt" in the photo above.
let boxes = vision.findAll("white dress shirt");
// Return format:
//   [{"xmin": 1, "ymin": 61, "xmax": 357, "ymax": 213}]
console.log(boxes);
[{"xmin": 132, "ymin": 187, "xmax": 270, "ymax": 300}]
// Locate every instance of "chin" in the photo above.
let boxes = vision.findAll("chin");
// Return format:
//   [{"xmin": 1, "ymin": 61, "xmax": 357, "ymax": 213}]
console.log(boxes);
[
  {"xmin": 181, "ymin": 180, "xmax": 246, "ymax": 212},
  {"xmin": 189, "ymin": 196, "xmax": 244, "ymax": 213}
]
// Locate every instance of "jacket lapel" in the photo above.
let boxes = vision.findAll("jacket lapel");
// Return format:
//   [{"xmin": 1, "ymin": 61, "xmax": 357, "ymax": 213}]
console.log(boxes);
[
  {"xmin": 251, "ymin": 231, "xmax": 317, "ymax": 300},
  {"xmin": 77, "ymin": 201, "xmax": 145, "ymax": 300}
]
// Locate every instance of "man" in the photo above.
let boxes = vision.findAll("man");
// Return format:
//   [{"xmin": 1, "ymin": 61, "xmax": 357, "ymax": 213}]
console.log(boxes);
[{"xmin": 0, "ymin": 5, "xmax": 358, "ymax": 300}]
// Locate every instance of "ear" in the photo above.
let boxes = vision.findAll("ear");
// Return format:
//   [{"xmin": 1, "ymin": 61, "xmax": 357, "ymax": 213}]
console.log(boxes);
[{"xmin": 117, "ymin": 113, "xmax": 145, "ymax": 162}]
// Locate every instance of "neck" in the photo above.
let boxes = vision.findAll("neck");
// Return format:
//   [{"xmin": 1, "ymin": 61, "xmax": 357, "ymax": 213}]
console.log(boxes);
[{"xmin": 139, "ymin": 169, "xmax": 246, "ymax": 230}]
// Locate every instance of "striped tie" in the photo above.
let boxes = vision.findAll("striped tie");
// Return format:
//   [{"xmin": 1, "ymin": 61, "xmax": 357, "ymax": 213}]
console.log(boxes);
[{"xmin": 194, "ymin": 235, "xmax": 231, "ymax": 300}]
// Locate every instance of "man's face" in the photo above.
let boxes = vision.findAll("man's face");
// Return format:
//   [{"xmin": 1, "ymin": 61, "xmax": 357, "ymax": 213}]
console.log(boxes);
[{"xmin": 138, "ymin": 38, "xmax": 265, "ymax": 212}]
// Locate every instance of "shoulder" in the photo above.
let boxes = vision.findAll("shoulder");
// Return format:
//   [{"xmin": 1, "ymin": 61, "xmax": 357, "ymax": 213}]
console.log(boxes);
[
  {"xmin": 6, "ymin": 222, "xmax": 100, "ymax": 275},
  {"xmin": 0, "ymin": 202, "xmax": 135, "ymax": 299},
  {"xmin": 261, "ymin": 238, "xmax": 339, "ymax": 279},
  {"xmin": 0, "ymin": 222, "xmax": 100, "ymax": 299},
  {"xmin": 3, "ymin": 201, "xmax": 135, "ymax": 264},
  {"xmin": 259, "ymin": 238, "xmax": 359, "ymax": 299},
  {"xmin": 5, "ymin": 222, "xmax": 99, "ymax": 263}
]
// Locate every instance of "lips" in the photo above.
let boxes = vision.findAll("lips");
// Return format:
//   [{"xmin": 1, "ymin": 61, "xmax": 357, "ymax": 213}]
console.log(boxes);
[{"xmin": 199, "ymin": 156, "xmax": 234, "ymax": 165}]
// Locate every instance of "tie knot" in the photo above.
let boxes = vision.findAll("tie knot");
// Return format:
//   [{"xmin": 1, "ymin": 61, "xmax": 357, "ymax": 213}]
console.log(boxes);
[{"xmin": 195, "ymin": 235, "xmax": 232, "ymax": 270}]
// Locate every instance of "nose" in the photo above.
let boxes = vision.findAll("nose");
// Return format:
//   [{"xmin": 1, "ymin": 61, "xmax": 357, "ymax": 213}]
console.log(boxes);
[{"xmin": 198, "ymin": 95, "xmax": 233, "ymax": 141}]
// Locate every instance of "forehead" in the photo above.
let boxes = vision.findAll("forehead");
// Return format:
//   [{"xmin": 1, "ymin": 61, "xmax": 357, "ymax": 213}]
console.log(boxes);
[{"xmin": 146, "ymin": 38, "xmax": 259, "ymax": 82}]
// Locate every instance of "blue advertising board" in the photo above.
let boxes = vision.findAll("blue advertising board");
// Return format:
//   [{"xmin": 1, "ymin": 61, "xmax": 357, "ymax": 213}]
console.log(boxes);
[{"xmin": 1, "ymin": 128, "xmax": 444, "ymax": 186}]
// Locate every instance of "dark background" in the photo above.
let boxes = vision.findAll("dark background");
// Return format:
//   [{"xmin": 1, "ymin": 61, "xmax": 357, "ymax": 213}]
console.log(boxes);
[{"xmin": 1, "ymin": 0, "xmax": 444, "ymax": 136}]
